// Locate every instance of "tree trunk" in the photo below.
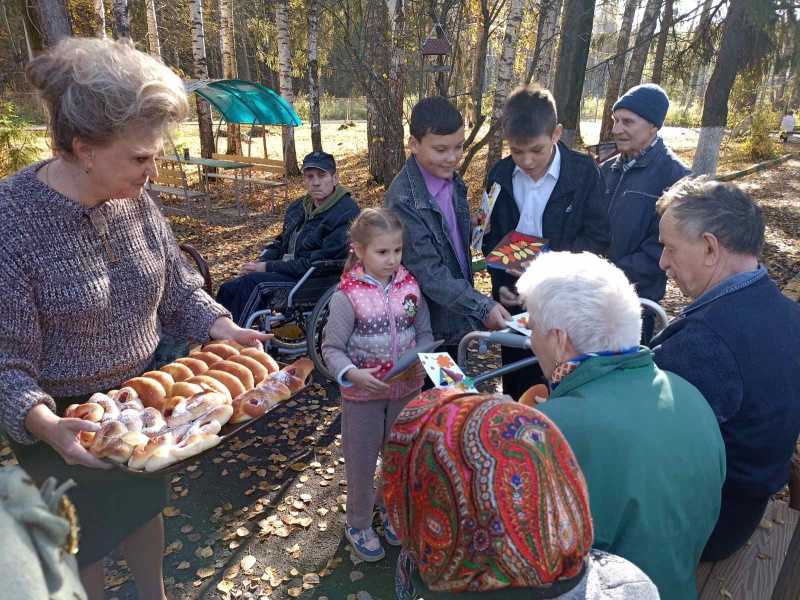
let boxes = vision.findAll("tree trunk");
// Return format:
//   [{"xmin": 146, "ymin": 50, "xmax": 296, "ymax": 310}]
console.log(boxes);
[
  {"xmin": 276, "ymin": 0, "xmax": 300, "ymax": 175},
  {"xmin": 220, "ymin": 0, "xmax": 241, "ymax": 154},
  {"xmin": 621, "ymin": 0, "xmax": 659, "ymax": 91},
  {"xmin": 144, "ymin": 0, "xmax": 160, "ymax": 57},
  {"xmin": 93, "ymin": 0, "xmax": 107, "ymax": 38},
  {"xmin": 651, "ymin": 0, "xmax": 673, "ymax": 85},
  {"xmin": 112, "ymin": 0, "xmax": 130, "ymax": 39},
  {"xmin": 599, "ymin": 0, "xmax": 637, "ymax": 141},
  {"xmin": 363, "ymin": 0, "xmax": 405, "ymax": 185},
  {"xmin": 552, "ymin": 0, "xmax": 596, "ymax": 147},
  {"xmin": 484, "ymin": 0, "xmax": 525, "ymax": 177},
  {"xmin": 469, "ymin": 2, "xmax": 490, "ymax": 131},
  {"xmin": 189, "ymin": 0, "xmax": 216, "ymax": 159},
  {"xmin": 37, "ymin": 0, "xmax": 71, "ymax": 46},
  {"xmin": 307, "ymin": 0, "xmax": 322, "ymax": 152},
  {"xmin": 692, "ymin": 0, "xmax": 771, "ymax": 175},
  {"xmin": 526, "ymin": 0, "xmax": 563, "ymax": 88}
]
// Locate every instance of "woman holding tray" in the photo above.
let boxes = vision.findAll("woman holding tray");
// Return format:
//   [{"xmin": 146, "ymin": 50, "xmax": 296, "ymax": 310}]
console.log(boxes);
[{"xmin": 0, "ymin": 38, "xmax": 268, "ymax": 600}]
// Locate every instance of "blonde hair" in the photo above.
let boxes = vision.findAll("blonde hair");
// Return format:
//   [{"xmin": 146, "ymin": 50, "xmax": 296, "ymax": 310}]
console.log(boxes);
[
  {"xmin": 345, "ymin": 208, "xmax": 404, "ymax": 271},
  {"xmin": 26, "ymin": 37, "xmax": 189, "ymax": 155}
]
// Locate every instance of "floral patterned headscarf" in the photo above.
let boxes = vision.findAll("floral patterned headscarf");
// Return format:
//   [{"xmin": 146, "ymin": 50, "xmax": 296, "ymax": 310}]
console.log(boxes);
[{"xmin": 383, "ymin": 389, "xmax": 593, "ymax": 596}]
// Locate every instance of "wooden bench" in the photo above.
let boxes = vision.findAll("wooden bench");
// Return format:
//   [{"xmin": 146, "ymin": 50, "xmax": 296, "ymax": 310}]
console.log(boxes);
[
  {"xmin": 695, "ymin": 498, "xmax": 799, "ymax": 599},
  {"xmin": 147, "ymin": 160, "xmax": 209, "ymax": 216},
  {"xmin": 209, "ymin": 153, "xmax": 288, "ymax": 212}
]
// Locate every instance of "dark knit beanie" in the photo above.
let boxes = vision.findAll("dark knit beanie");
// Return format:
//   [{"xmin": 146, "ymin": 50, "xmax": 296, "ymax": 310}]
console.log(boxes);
[{"xmin": 613, "ymin": 83, "xmax": 670, "ymax": 129}]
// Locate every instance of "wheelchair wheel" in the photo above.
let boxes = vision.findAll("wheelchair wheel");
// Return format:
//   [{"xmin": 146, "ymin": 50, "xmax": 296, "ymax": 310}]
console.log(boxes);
[{"xmin": 306, "ymin": 284, "xmax": 338, "ymax": 382}]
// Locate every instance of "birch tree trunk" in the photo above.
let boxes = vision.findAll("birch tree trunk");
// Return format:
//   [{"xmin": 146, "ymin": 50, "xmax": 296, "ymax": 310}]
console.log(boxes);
[
  {"xmin": 552, "ymin": 0, "xmax": 596, "ymax": 147},
  {"xmin": 220, "ymin": 0, "xmax": 242, "ymax": 154},
  {"xmin": 621, "ymin": 0, "xmax": 659, "ymax": 91},
  {"xmin": 189, "ymin": 0, "xmax": 216, "ymax": 159},
  {"xmin": 526, "ymin": 0, "xmax": 563, "ymax": 88},
  {"xmin": 469, "ymin": 9, "xmax": 489, "ymax": 130},
  {"xmin": 307, "ymin": 0, "xmax": 322, "ymax": 152},
  {"xmin": 112, "ymin": 0, "xmax": 130, "ymax": 39},
  {"xmin": 599, "ymin": 0, "xmax": 637, "ymax": 141},
  {"xmin": 37, "ymin": 0, "xmax": 72, "ymax": 46},
  {"xmin": 145, "ymin": 0, "xmax": 161, "ymax": 57},
  {"xmin": 693, "ymin": 0, "xmax": 771, "ymax": 175},
  {"xmin": 94, "ymin": 0, "xmax": 107, "ymax": 38},
  {"xmin": 276, "ymin": 0, "xmax": 300, "ymax": 175},
  {"xmin": 484, "ymin": 0, "xmax": 525, "ymax": 176},
  {"xmin": 650, "ymin": 0, "xmax": 673, "ymax": 85}
]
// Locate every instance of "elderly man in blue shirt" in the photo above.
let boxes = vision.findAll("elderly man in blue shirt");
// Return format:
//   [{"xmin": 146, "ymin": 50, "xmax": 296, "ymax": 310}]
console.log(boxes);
[{"xmin": 651, "ymin": 177, "xmax": 800, "ymax": 561}]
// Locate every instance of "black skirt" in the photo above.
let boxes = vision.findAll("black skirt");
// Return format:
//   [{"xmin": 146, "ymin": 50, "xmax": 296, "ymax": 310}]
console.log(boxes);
[{"xmin": 9, "ymin": 394, "xmax": 168, "ymax": 568}]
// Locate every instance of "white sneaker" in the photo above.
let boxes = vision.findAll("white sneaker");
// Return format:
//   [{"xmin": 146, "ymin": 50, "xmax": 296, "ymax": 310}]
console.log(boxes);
[{"xmin": 345, "ymin": 525, "xmax": 386, "ymax": 562}]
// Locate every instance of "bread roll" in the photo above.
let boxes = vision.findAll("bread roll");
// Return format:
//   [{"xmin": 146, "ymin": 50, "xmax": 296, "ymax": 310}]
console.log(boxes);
[
  {"xmin": 64, "ymin": 402, "xmax": 104, "ymax": 422},
  {"xmin": 202, "ymin": 342, "xmax": 240, "ymax": 360},
  {"xmin": 170, "ymin": 382, "xmax": 204, "ymax": 399},
  {"xmin": 212, "ymin": 360, "xmax": 255, "ymax": 391},
  {"xmin": 121, "ymin": 377, "xmax": 167, "ymax": 411},
  {"xmin": 175, "ymin": 357, "xmax": 209, "ymax": 376},
  {"xmin": 230, "ymin": 385, "xmax": 286, "ymax": 424},
  {"xmin": 161, "ymin": 362, "xmax": 194, "ymax": 382},
  {"xmin": 271, "ymin": 357, "xmax": 314, "ymax": 394},
  {"xmin": 205, "ymin": 369, "xmax": 247, "ymax": 399},
  {"xmin": 143, "ymin": 370, "xmax": 175, "ymax": 396},
  {"xmin": 228, "ymin": 355, "xmax": 269, "ymax": 385},
  {"xmin": 186, "ymin": 375, "xmax": 232, "ymax": 402},
  {"xmin": 189, "ymin": 351, "xmax": 223, "ymax": 368},
  {"xmin": 240, "ymin": 348, "xmax": 279, "ymax": 374}
]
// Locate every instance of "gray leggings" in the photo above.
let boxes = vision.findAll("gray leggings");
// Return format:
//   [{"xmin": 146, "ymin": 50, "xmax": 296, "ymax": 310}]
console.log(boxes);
[{"xmin": 341, "ymin": 393, "xmax": 416, "ymax": 529}]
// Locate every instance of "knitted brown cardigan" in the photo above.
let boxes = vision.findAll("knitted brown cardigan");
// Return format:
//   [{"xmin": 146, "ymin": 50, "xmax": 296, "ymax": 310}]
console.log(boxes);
[{"xmin": 0, "ymin": 162, "xmax": 230, "ymax": 444}]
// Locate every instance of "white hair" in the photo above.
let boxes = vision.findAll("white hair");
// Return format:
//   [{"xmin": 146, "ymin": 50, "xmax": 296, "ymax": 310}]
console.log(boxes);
[{"xmin": 516, "ymin": 252, "xmax": 642, "ymax": 354}]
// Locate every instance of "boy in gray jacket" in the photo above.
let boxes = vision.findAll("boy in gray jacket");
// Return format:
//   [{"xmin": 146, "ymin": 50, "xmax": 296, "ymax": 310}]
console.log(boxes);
[{"xmin": 384, "ymin": 97, "xmax": 509, "ymax": 351}]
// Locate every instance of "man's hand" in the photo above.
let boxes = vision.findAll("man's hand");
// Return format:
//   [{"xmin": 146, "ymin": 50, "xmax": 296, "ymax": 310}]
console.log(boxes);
[
  {"xmin": 209, "ymin": 316, "xmax": 273, "ymax": 350},
  {"xmin": 346, "ymin": 367, "xmax": 390, "ymax": 394},
  {"xmin": 483, "ymin": 302, "xmax": 512, "ymax": 330},
  {"xmin": 25, "ymin": 404, "xmax": 110, "ymax": 469},
  {"xmin": 239, "ymin": 261, "xmax": 266, "ymax": 276},
  {"xmin": 498, "ymin": 286, "xmax": 522, "ymax": 309}
]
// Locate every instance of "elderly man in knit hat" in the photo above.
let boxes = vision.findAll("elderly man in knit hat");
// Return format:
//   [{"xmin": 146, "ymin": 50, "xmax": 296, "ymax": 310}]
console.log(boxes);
[{"xmin": 602, "ymin": 83, "xmax": 690, "ymax": 341}]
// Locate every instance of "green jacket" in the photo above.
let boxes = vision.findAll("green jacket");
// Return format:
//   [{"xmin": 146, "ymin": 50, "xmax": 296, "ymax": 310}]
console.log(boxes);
[{"xmin": 538, "ymin": 349, "xmax": 725, "ymax": 600}]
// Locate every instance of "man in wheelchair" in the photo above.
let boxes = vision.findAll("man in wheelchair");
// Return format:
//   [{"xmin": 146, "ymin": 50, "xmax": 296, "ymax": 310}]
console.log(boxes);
[{"xmin": 216, "ymin": 151, "xmax": 360, "ymax": 326}]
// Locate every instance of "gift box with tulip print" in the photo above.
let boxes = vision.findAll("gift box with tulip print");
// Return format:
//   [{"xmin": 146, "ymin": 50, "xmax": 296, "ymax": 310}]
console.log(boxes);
[{"xmin": 485, "ymin": 230, "xmax": 549, "ymax": 272}]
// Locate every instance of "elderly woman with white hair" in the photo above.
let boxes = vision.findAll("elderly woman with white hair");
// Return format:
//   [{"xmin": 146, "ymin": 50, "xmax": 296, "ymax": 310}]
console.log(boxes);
[
  {"xmin": 516, "ymin": 251, "xmax": 726, "ymax": 600},
  {"xmin": 0, "ymin": 38, "xmax": 269, "ymax": 599}
]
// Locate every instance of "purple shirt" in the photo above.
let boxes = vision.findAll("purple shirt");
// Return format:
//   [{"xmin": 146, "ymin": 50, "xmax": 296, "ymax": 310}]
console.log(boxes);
[{"xmin": 418, "ymin": 163, "xmax": 470, "ymax": 278}]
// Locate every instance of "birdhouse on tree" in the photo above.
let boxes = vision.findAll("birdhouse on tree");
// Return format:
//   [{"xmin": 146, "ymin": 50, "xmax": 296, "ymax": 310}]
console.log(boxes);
[{"xmin": 419, "ymin": 23, "xmax": 452, "ymax": 98}]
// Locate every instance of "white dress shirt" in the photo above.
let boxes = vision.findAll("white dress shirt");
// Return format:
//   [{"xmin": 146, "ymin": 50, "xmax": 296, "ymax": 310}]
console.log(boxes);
[{"xmin": 512, "ymin": 145, "xmax": 561, "ymax": 237}]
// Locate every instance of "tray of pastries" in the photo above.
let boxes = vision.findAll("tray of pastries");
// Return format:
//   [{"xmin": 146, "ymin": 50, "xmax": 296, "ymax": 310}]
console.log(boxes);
[{"xmin": 64, "ymin": 341, "xmax": 314, "ymax": 474}]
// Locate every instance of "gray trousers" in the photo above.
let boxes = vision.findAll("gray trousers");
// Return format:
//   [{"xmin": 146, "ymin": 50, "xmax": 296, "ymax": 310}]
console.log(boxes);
[{"xmin": 341, "ymin": 393, "xmax": 416, "ymax": 529}]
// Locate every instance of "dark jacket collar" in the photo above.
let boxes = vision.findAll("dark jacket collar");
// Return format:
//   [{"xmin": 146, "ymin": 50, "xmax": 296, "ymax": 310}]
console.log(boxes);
[
  {"xmin": 681, "ymin": 265, "xmax": 767, "ymax": 317},
  {"xmin": 609, "ymin": 136, "xmax": 665, "ymax": 172},
  {"xmin": 492, "ymin": 141, "xmax": 577, "ymax": 197}
]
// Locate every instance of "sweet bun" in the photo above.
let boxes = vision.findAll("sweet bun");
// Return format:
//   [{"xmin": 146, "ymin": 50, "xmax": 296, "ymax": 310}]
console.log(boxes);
[
  {"xmin": 170, "ymin": 382, "xmax": 204, "ymax": 399},
  {"xmin": 271, "ymin": 357, "xmax": 314, "ymax": 394},
  {"xmin": 201, "ymin": 342, "xmax": 240, "ymax": 360},
  {"xmin": 161, "ymin": 362, "xmax": 194, "ymax": 382},
  {"xmin": 240, "ymin": 348, "xmax": 279, "ymax": 374},
  {"xmin": 205, "ymin": 370, "xmax": 246, "ymax": 399},
  {"xmin": 142, "ymin": 371, "xmax": 175, "ymax": 396},
  {"xmin": 228, "ymin": 354, "xmax": 269, "ymax": 385},
  {"xmin": 519, "ymin": 384, "xmax": 549, "ymax": 407},
  {"xmin": 65, "ymin": 402, "xmax": 104, "ymax": 422},
  {"xmin": 121, "ymin": 377, "xmax": 167, "ymax": 411},
  {"xmin": 175, "ymin": 357, "xmax": 209, "ymax": 376},
  {"xmin": 186, "ymin": 375, "xmax": 232, "ymax": 402},
  {"xmin": 212, "ymin": 360, "xmax": 255, "ymax": 391},
  {"xmin": 189, "ymin": 351, "xmax": 223, "ymax": 368}
]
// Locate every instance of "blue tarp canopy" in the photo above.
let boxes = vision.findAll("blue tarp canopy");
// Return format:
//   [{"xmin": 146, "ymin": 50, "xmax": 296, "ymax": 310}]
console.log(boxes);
[{"xmin": 185, "ymin": 79, "xmax": 302, "ymax": 126}]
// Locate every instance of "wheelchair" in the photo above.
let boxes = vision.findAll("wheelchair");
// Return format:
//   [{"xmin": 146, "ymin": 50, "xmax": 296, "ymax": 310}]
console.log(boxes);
[
  {"xmin": 456, "ymin": 298, "xmax": 670, "ymax": 387},
  {"xmin": 180, "ymin": 244, "xmax": 340, "ymax": 381}
]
